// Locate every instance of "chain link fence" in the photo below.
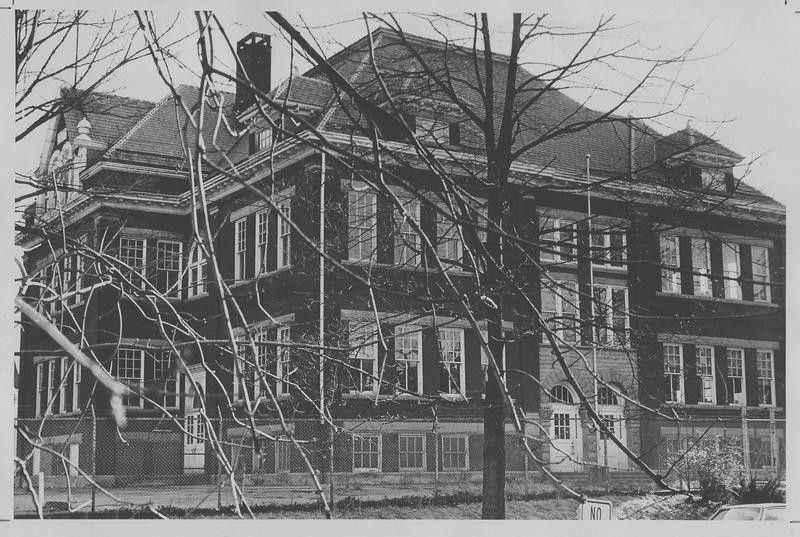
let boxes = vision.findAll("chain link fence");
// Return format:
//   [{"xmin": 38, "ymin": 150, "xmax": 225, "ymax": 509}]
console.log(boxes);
[{"xmin": 14, "ymin": 410, "xmax": 784, "ymax": 516}]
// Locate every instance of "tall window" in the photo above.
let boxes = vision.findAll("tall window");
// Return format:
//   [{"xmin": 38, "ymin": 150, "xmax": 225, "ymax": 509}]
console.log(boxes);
[
  {"xmin": 35, "ymin": 363, "xmax": 44, "ymax": 417},
  {"xmin": 660, "ymin": 235, "xmax": 681, "ymax": 293},
  {"xmin": 277, "ymin": 326, "xmax": 292, "ymax": 395},
  {"xmin": 277, "ymin": 200, "xmax": 291, "ymax": 268},
  {"xmin": 187, "ymin": 242, "xmax": 208, "ymax": 297},
  {"xmin": 185, "ymin": 414, "xmax": 205, "ymax": 444},
  {"xmin": 591, "ymin": 229, "xmax": 626, "ymax": 268},
  {"xmin": 48, "ymin": 359, "xmax": 60, "ymax": 415},
  {"xmin": 347, "ymin": 322, "xmax": 377, "ymax": 393},
  {"xmin": 152, "ymin": 350, "xmax": 177, "ymax": 408},
  {"xmin": 726, "ymin": 348, "xmax": 746, "ymax": 405},
  {"xmin": 234, "ymin": 217, "xmax": 247, "ymax": 281},
  {"xmin": 592, "ymin": 285, "xmax": 629, "ymax": 346},
  {"xmin": 255, "ymin": 210, "xmax": 269, "ymax": 275},
  {"xmin": 437, "ymin": 327, "xmax": 464, "ymax": 395},
  {"xmin": 348, "ymin": 191, "xmax": 377, "ymax": 262},
  {"xmin": 436, "ymin": 210, "xmax": 462, "ymax": 269},
  {"xmin": 72, "ymin": 362, "xmax": 81, "ymax": 411},
  {"xmin": 394, "ymin": 199, "xmax": 421, "ymax": 266},
  {"xmin": 751, "ymin": 246, "xmax": 771, "ymax": 302},
  {"xmin": 540, "ymin": 218, "xmax": 576, "ymax": 263},
  {"xmin": 255, "ymin": 127, "xmax": 272, "ymax": 151},
  {"xmin": 59, "ymin": 356, "xmax": 68, "ymax": 413},
  {"xmin": 441, "ymin": 435, "xmax": 468, "ymax": 470},
  {"xmin": 541, "ymin": 280, "xmax": 579, "ymax": 344},
  {"xmin": 663, "ymin": 344, "xmax": 684, "ymax": 403},
  {"xmin": 756, "ymin": 350, "xmax": 775, "ymax": 406},
  {"xmin": 116, "ymin": 349, "xmax": 143, "ymax": 408},
  {"xmin": 353, "ymin": 434, "xmax": 380, "ymax": 471},
  {"xmin": 394, "ymin": 325, "xmax": 421, "ymax": 394},
  {"xmin": 696, "ymin": 346, "xmax": 715, "ymax": 404},
  {"xmin": 119, "ymin": 237, "xmax": 146, "ymax": 288},
  {"xmin": 399, "ymin": 435, "xmax": 425, "ymax": 470},
  {"xmin": 156, "ymin": 240, "xmax": 182, "ymax": 297},
  {"xmin": 722, "ymin": 242, "xmax": 741, "ymax": 299},
  {"xmin": 691, "ymin": 238, "xmax": 712, "ymax": 296}
]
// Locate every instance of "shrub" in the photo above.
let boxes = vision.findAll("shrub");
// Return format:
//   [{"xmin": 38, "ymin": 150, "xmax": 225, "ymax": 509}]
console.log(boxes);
[
  {"xmin": 683, "ymin": 435, "xmax": 746, "ymax": 504},
  {"xmin": 734, "ymin": 477, "xmax": 785, "ymax": 504}
]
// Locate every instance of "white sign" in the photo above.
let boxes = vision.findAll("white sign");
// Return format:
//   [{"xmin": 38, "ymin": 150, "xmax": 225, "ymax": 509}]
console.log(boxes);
[{"xmin": 577, "ymin": 499, "xmax": 612, "ymax": 520}]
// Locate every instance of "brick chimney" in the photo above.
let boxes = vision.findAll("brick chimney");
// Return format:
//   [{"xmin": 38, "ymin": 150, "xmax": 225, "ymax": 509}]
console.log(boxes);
[{"xmin": 235, "ymin": 32, "xmax": 272, "ymax": 116}]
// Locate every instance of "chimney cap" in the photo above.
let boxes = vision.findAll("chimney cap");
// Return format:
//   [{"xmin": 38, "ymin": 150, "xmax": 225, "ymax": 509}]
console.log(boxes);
[{"xmin": 77, "ymin": 117, "xmax": 92, "ymax": 137}]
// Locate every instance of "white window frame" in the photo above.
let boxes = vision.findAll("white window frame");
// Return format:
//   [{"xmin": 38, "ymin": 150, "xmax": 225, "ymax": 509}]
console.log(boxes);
[
  {"xmin": 726, "ymin": 348, "xmax": 746, "ymax": 406},
  {"xmin": 591, "ymin": 228, "xmax": 627, "ymax": 268},
  {"xmin": 59, "ymin": 356, "xmax": 68, "ymax": 414},
  {"xmin": 119, "ymin": 236, "xmax": 147, "ymax": 289},
  {"xmin": 756, "ymin": 350, "xmax": 776, "ymax": 407},
  {"xmin": 348, "ymin": 191, "xmax": 377, "ymax": 262},
  {"xmin": 347, "ymin": 322, "xmax": 378, "ymax": 394},
  {"xmin": 185, "ymin": 414, "xmax": 206, "ymax": 445},
  {"xmin": 751, "ymin": 245, "xmax": 771, "ymax": 303},
  {"xmin": 47, "ymin": 359, "xmax": 59, "ymax": 415},
  {"xmin": 72, "ymin": 362, "xmax": 81, "ymax": 411},
  {"xmin": 116, "ymin": 349, "xmax": 144, "ymax": 408},
  {"xmin": 398, "ymin": 434, "xmax": 426, "ymax": 471},
  {"xmin": 722, "ymin": 241, "xmax": 741, "ymax": 300},
  {"xmin": 691, "ymin": 238, "xmax": 712, "ymax": 297},
  {"xmin": 663, "ymin": 343, "xmax": 684, "ymax": 404},
  {"xmin": 255, "ymin": 209, "xmax": 269, "ymax": 275},
  {"xmin": 540, "ymin": 218, "xmax": 576, "ymax": 263},
  {"xmin": 35, "ymin": 363, "xmax": 44, "ymax": 417},
  {"xmin": 277, "ymin": 326, "xmax": 292, "ymax": 396},
  {"xmin": 440, "ymin": 434, "xmax": 468, "ymax": 471},
  {"xmin": 234, "ymin": 217, "xmax": 247, "ymax": 282},
  {"xmin": 156, "ymin": 240, "xmax": 183, "ymax": 298},
  {"xmin": 541, "ymin": 280, "xmax": 580, "ymax": 344},
  {"xmin": 696, "ymin": 346, "xmax": 716, "ymax": 405},
  {"xmin": 592, "ymin": 285, "xmax": 629, "ymax": 347},
  {"xmin": 394, "ymin": 324, "xmax": 422, "ymax": 394},
  {"xmin": 255, "ymin": 127, "xmax": 273, "ymax": 151},
  {"xmin": 352, "ymin": 433, "xmax": 381, "ymax": 472},
  {"xmin": 187, "ymin": 242, "xmax": 208, "ymax": 298},
  {"xmin": 436, "ymin": 209, "xmax": 463, "ymax": 269},
  {"xmin": 437, "ymin": 327, "xmax": 465, "ymax": 395},
  {"xmin": 394, "ymin": 199, "xmax": 421, "ymax": 266},
  {"xmin": 277, "ymin": 200, "xmax": 292, "ymax": 269},
  {"xmin": 660, "ymin": 235, "xmax": 681, "ymax": 294}
]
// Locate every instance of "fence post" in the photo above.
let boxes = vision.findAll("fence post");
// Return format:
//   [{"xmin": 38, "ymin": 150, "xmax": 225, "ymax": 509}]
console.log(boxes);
[
  {"xmin": 329, "ymin": 421, "xmax": 335, "ymax": 509},
  {"xmin": 38, "ymin": 471, "xmax": 44, "ymax": 513},
  {"xmin": 769, "ymin": 407, "xmax": 778, "ymax": 478},
  {"xmin": 741, "ymin": 406, "xmax": 750, "ymax": 477},
  {"xmin": 217, "ymin": 416, "xmax": 223, "ymax": 509},
  {"xmin": 433, "ymin": 420, "xmax": 439, "ymax": 495},
  {"xmin": 90, "ymin": 403, "xmax": 96, "ymax": 513},
  {"xmin": 522, "ymin": 419, "xmax": 529, "ymax": 495}
]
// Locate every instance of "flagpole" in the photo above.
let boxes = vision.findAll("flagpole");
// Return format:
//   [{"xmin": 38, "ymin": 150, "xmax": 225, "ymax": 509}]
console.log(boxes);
[{"xmin": 586, "ymin": 154, "xmax": 598, "ymax": 417}]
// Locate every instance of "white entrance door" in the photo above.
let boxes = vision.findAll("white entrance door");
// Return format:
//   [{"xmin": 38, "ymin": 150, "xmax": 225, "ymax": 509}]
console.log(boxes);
[
  {"xmin": 183, "ymin": 366, "xmax": 206, "ymax": 473},
  {"xmin": 597, "ymin": 408, "xmax": 627, "ymax": 469},
  {"xmin": 550, "ymin": 404, "xmax": 582, "ymax": 472},
  {"xmin": 184, "ymin": 412, "xmax": 206, "ymax": 472}
]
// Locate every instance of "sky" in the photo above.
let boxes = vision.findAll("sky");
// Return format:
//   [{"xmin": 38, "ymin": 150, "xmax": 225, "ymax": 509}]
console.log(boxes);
[{"xmin": 13, "ymin": 0, "xmax": 800, "ymax": 204}]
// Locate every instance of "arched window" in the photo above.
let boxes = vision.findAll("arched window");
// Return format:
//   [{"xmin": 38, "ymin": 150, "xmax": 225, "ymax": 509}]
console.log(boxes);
[
  {"xmin": 550, "ymin": 384, "xmax": 574, "ymax": 404},
  {"xmin": 598, "ymin": 386, "xmax": 620, "ymax": 406}
]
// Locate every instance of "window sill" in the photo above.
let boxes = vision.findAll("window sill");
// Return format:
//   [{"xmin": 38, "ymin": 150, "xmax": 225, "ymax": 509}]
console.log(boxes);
[
  {"xmin": 591, "ymin": 264, "xmax": 628, "ymax": 274},
  {"xmin": 655, "ymin": 292, "xmax": 780, "ymax": 307},
  {"xmin": 230, "ymin": 267, "xmax": 293, "ymax": 289},
  {"xmin": 352, "ymin": 468, "xmax": 381, "ymax": 473},
  {"xmin": 344, "ymin": 259, "xmax": 473, "ymax": 276}
]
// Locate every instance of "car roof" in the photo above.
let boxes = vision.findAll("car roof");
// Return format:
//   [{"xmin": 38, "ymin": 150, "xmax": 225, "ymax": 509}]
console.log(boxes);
[{"xmin": 720, "ymin": 503, "xmax": 785, "ymax": 508}]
